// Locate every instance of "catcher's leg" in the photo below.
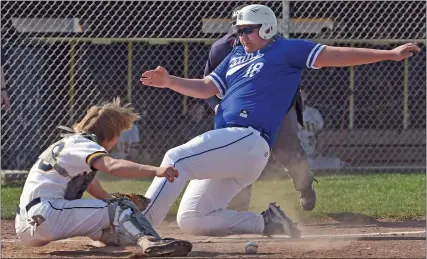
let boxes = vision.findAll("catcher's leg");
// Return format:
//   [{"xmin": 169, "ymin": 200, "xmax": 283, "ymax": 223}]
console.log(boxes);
[
  {"xmin": 15, "ymin": 198, "xmax": 111, "ymax": 246},
  {"xmin": 99, "ymin": 198, "xmax": 192, "ymax": 257}
]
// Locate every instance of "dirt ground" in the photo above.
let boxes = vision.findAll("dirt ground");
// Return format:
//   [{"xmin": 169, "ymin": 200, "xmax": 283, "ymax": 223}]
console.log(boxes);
[{"xmin": 2, "ymin": 217, "xmax": 426, "ymax": 258}]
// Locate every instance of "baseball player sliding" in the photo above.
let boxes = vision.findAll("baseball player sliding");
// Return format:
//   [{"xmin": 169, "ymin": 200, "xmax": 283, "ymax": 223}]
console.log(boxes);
[
  {"xmin": 204, "ymin": 5, "xmax": 316, "ymax": 212},
  {"xmin": 140, "ymin": 4, "xmax": 419, "ymax": 237},
  {"xmin": 15, "ymin": 99, "xmax": 192, "ymax": 257}
]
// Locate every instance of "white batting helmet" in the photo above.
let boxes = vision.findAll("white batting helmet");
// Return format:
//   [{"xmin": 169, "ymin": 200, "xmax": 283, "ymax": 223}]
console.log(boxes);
[
  {"xmin": 231, "ymin": 4, "xmax": 248, "ymax": 23},
  {"xmin": 235, "ymin": 4, "xmax": 278, "ymax": 40}
]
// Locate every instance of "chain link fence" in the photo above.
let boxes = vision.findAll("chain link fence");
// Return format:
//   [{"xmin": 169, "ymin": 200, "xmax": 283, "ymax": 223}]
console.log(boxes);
[{"xmin": 1, "ymin": 1, "xmax": 425, "ymax": 178}]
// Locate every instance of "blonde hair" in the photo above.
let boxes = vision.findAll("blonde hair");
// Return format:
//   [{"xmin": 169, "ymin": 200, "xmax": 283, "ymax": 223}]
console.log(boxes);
[{"xmin": 73, "ymin": 98, "xmax": 140, "ymax": 143}]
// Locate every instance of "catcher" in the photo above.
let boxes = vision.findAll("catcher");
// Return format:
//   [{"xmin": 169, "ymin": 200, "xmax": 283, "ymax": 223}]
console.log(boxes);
[{"xmin": 15, "ymin": 99, "xmax": 192, "ymax": 257}]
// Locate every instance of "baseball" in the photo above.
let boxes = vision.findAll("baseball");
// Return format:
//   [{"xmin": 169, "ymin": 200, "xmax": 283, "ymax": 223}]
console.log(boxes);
[{"xmin": 244, "ymin": 241, "xmax": 258, "ymax": 254}]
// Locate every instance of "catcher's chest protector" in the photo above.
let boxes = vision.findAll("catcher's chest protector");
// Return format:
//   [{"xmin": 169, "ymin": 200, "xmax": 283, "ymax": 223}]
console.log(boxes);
[
  {"xmin": 65, "ymin": 171, "xmax": 97, "ymax": 200},
  {"xmin": 38, "ymin": 133, "xmax": 98, "ymax": 200}
]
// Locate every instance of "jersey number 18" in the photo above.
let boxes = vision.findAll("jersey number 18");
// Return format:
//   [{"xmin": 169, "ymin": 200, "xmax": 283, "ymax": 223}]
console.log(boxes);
[{"xmin": 244, "ymin": 62, "xmax": 264, "ymax": 78}]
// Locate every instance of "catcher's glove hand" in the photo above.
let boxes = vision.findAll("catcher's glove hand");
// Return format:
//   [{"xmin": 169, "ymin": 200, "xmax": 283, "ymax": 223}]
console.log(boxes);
[{"xmin": 110, "ymin": 193, "xmax": 151, "ymax": 211}]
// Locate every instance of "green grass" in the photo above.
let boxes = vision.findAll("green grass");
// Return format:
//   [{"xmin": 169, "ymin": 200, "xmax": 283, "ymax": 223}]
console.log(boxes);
[
  {"xmin": 1, "ymin": 186, "xmax": 23, "ymax": 219},
  {"xmin": 314, "ymin": 173, "xmax": 426, "ymax": 218},
  {"xmin": 251, "ymin": 173, "xmax": 426, "ymax": 221},
  {"xmin": 2, "ymin": 173, "xmax": 425, "ymax": 220}
]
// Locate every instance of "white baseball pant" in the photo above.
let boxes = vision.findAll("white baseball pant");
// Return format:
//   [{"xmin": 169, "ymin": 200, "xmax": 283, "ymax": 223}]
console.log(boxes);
[
  {"xmin": 15, "ymin": 198, "xmax": 110, "ymax": 247},
  {"xmin": 228, "ymin": 105, "xmax": 312, "ymax": 211},
  {"xmin": 143, "ymin": 126, "xmax": 270, "ymax": 236}
]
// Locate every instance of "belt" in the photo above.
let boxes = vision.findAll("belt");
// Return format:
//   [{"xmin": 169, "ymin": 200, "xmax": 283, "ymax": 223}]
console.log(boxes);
[
  {"xmin": 16, "ymin": 197, "xmax": 41, "ymax": 215},
  {"xmin": 227, "ymin": 124, "xmax": 271, "ymax": 149}
]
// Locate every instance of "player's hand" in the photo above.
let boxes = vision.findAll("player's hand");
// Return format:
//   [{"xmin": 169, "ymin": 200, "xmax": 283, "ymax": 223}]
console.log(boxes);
[
  {"xmin": 155, "ymin": 166, "xmax": 179, "ymax": 183},
  {"xmin": 140, "ymin": 66, "xmax": 170, "ymax": 88},
  {"xmin": 389, "ymin": 43, "xmax": 420, "ymax": 61}
]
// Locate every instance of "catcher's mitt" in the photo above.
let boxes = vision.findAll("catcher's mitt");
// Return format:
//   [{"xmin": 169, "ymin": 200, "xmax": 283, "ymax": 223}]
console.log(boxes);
[{"xmin": 110, "ymin": 193, "xmax": 151, "ymax": 211}]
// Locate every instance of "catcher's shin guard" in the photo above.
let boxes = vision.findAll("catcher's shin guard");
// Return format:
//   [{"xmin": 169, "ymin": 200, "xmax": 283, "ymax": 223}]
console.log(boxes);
[{"xmin": 99, "ymin": 199, "xmax": 161, "ymax": 246}]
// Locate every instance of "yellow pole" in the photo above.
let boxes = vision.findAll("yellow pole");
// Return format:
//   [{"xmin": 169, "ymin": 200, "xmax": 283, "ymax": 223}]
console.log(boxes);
[
  {"xmin": 349, "ymin": 65, "xmax": 355, "ymax": 129},
  {"xmin": 69, "ymin": 41, "xmax": 76, "ymax": 121},
  {"xmin": 403, "ymin": 58, "xmax": 409, "ymax": 129},
  {"xmin": 183, "ymin": 41, "xmax": 189, "ymax": 115},
  {"xmin": 127, "ymin": 42, "xmax": 133, "ymax": 102}
]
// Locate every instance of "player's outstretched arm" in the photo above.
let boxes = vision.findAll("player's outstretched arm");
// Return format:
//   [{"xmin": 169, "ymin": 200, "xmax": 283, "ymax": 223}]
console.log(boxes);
[
  {"xmin": 86, "ymin": 177, "xmax": 113, "ymax": 199},
  {"xmin": 314, "ymin": 43, "xmax": 420, "ymax": 68},
  {"xmin": 92, "ymin": 156, "xmax": 179, "ymax": 183},
  {"xmin": 140, "ymin": 66, "xmax": 219, "ymax": 98}
]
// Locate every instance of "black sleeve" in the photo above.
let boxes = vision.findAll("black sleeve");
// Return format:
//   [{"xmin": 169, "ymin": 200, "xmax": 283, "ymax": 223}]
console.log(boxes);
[
  {"xmin": 1, "ymin": 47, "xmax": 5, "ymax": 67},
  {"xmin": 295, "ymin": 94, "xmax": 304, "ymax": 126},
  {"xmin": 204, "ymin": 48, "xmax": 222, "ymax": 109},
  {"xmin": 204, "ymin": 44, "xmax": 233, "ymax": 77},
  {"xmin": 1, "ymin": 46, "xmax": 6, "ymax": 90},
  {"xmin": 203, "ymin": 48, "xmax": 214, "ymax": 77}
]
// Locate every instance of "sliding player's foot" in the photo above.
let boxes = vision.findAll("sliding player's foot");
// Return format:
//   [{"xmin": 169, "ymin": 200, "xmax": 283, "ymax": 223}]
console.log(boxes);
[{"xmin": 261, "ymin": 202, "xmax": 301, "ymax": 239}]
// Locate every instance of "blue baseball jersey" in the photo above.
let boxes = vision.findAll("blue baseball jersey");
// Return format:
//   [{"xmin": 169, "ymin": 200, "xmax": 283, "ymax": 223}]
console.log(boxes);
[{"xmin": 206, "ymin": 38, "xmax": 325, "ymax": 148}]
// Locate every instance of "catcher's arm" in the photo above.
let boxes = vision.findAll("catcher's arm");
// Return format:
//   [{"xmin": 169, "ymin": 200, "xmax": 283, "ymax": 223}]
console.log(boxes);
[
  {"xmin": 92, "ymin": 156, "xmax": 179, "ymax": 183},
  {"xmin": 86, "ymin": 177, "xmax": 112, "ymax": 199},
  {"xmin": 86, "ymin": 177, "xmax": 150, "ymax": 211}
]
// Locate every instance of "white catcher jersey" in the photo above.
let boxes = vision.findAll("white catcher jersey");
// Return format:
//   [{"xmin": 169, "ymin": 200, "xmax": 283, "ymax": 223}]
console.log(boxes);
[
  {"xmin": 298, "ymin": 106, "xmax": 324, "ymax": 157},
  {"xmin": 19, "ymin": 135, "xmax": 107, "ymax": 206}
]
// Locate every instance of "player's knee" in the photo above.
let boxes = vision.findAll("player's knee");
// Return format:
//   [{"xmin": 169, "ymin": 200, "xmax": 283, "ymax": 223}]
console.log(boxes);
[
  {"xmin": 161, "ymin": 147, "xmax": 181, "ymax": 166},
  {"xmin": 16, "ymin": 228, "xmax": 53, "ymax": 247},
  {"xmin": 161, "ymin": 148, "xmax": 190, "ymax": 180},
  {"xmin": 177, "ymin": 211, "xmax": 221, "ymax": 236},
  {"xmin": 176, "ymin": 211, "xmax": 194, "ymax": 233},
  {"xmin": 177, "ymin": 211, "xmax": 203, "ymax": 235}
]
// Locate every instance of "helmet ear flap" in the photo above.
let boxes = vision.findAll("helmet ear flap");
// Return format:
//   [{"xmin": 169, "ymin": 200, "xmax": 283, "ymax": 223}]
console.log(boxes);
[{"xmin": 259, "ymin": 24, "xmax": 276, "ymax": 39}]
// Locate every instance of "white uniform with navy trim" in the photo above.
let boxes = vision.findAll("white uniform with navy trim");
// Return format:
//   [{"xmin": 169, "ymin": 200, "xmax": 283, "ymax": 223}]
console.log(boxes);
[
  {"xmin": 144, "ymin": 38, "xmax": 325, "ymax": 236},
  {"xmin": 15, "ymin": 135, "xmax": 110, "ymax": 247}
]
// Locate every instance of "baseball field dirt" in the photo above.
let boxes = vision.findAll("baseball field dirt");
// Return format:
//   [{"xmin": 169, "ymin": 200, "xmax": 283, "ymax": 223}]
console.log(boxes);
[{"xmin": 2, "ymin": 216, "xmax": 425, "ymax": 258}]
